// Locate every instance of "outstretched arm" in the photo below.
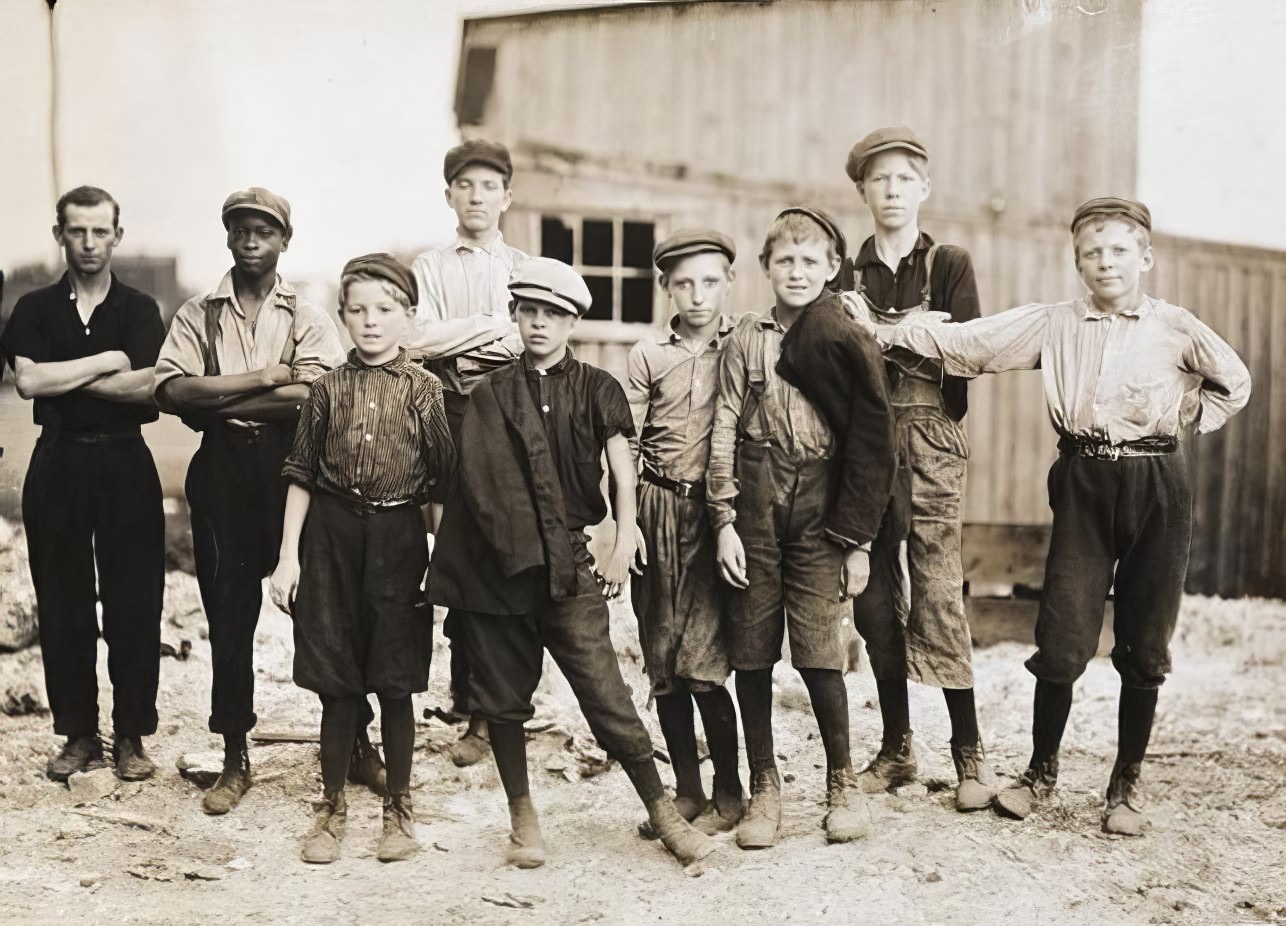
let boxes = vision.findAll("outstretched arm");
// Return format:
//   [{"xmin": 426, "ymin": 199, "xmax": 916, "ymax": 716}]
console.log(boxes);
[{"xmin": 883, "ymin": 302, "xmax": 1050, "ymax": 377}]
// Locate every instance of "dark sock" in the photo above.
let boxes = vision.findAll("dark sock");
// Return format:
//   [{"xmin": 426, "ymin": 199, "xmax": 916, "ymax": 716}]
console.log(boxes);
[
  {"xmin": 692, "ymin": 685, "xmax": 742, "ymax": 798},
  {"xmin": 377, "ymin": 695, "xmax": 414, "ymax": 795},
  {"xmin": 488, "ymin": 720, "xmax": 530, "ymax": 801},
  {"xmin": 735, "ymin": 668, "xmax": 776, "ymax": 777},
  {"xmin": 356, "ymin": 697, "xmax": 376, "ymax": 751},
  {"xmin": 1031, "ymin": 679, "xmax": 1074, "ymax": 764},
  {"xmin": 655, "ymin": 686, "xmax": 705, "ymax": 804},
  {"xmin": 944, "ymin": 687, "xmax": 980, "ymax": 748},
  {"xmin": 319, "ymin": 695, "xmax": 362, "ymax": 795},
  {"xmin": 876, "ymin": 677, "xmax": 911, "ymax": 746},
  {"xmin": 222, "ymin": 732, "xmax": 248, "ymax": 771},
  {"xmin": 1115, "ymin": 684, "xmax": 1158, "ymax": 769},
  {"xmin": 798, "ymin": 668, "xmax": 851, "ymax": 778}
]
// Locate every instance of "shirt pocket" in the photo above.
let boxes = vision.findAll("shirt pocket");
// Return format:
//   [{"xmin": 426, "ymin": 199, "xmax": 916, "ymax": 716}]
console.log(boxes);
[{"xmin": 914, "ymin": 415, "xmax": 969, "ymax": 460}]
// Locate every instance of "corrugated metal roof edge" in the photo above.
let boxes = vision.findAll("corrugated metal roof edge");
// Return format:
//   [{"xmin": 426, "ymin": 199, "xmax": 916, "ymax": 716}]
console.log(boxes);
[{"xmin": 462, "ymin": 0, "xmax": 775, "ymax": 26}]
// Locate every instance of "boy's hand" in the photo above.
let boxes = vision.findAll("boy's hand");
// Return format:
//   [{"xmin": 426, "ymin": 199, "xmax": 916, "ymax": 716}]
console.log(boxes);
[
  {"xmin": 716, "ymin": 524, "xmax": 749, "ymax": 589},
  {"xmin": 99, "ymin": 350, "xmax": 132, "ymax": 374},
  {"xmin": 595, "ymin": 545, "xmax": 632, "ymax": 600},
  {"xmin": 268, "ymin": 557, "xmax": 300, "ymax": 615},
  {"xmin": 841, "ymin": 547, "xmax": 870, "ymax": 599},
  {"xmin": 630, "ymin": 523, "xmax": 648, "ymax": 575},
  {"xmin": 260, "ymin": 363, "xmax": 294, "ymax": 389}
]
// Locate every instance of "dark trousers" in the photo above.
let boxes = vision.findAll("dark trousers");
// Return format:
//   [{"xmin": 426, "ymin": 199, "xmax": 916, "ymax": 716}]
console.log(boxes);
[
  {"xmin": 454, "ymin": 564, "xmax": 655, "ymax": 767},
  {"xmin": 1028, "ymin": 451, "xmax": 1192, "ymax": 688},
  {"xmin": 22, "ymin": 432, "xmax": 164, "ymax": 736},
  {"xmin": 440, "ymin": 387, "xmax": 475, "ymax": 716},
  {"xmin": 185, "ymin": 424, "xmax": 292, "ymax": 734}
]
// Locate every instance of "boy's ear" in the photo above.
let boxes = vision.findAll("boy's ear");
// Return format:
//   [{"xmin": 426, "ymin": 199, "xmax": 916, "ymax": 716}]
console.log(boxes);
[
  {"xmin": 443, "ymin": 187, "xmax": 453, "ymax": 208},
  {"xmin": 828, "ymin": 254, "xmax": 842, "ymax": 280},
  {"xmin": 51, "ymin": 224, "xmax": 63, "ymax": 245},
  {"xmin": 1140, "ymin": 245, "xmax": 1155, "ymax": 273},
  {"xmin": 856, "ymin": 182, "xmax": 868, "ymax": 205},
  {"xmin": 500, "ymin": 187, "xmax": 513, "ymax": 214},
  {"xmin": 920, "ymin": 175, "xmax": 932, "ymax": 203},
  {"xmin": 726, "ymin": 267, "xmax": 736, "ymax": 284}
]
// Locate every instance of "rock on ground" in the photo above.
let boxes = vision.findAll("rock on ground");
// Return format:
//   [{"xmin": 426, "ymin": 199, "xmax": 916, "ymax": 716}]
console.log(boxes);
[{"xmin": 0, "ymin": 518, "xmax": 38, "ymax": 651}]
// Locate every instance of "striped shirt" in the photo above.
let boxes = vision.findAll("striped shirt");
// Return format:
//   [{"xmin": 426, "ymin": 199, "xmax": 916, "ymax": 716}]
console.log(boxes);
[{"xmin": 281, "ymin": 350, "xmax": 455, "ymax": 506}]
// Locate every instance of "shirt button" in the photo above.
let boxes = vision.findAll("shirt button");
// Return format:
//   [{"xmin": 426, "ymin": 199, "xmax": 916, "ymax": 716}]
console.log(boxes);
[
  {"xmin": 841, "ymin": 617, "xmax": 850, "ymax": 627},
  {"xmin": 429, "ymin": 478, "xmax": 437, "ymax": 486},
  {"xmin": 369, "ymin": 402, "xmax": 376, "ymax": 409},
  {"xmin": 365, "ymin": 433, "xmax": 373, "ymax": 441},
  {"xmin": 542, "ymin": 405, "xmax": 550, "ymax": 413}
]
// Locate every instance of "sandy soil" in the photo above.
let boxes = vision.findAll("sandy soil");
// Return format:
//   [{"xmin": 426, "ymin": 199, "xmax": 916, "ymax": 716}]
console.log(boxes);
[{"xmin": 0, "ymin": 534, "xmax": 1283, "ymax": 926}]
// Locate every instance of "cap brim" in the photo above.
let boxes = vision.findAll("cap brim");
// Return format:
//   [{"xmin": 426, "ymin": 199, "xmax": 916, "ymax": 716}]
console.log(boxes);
[
  {"xmin": 222, "ymin": 204, "xmax": 288, "ymax": 230},
  {"xmin": 655, "ymin": 243, "xmax": 735, "ymax": 268},
  {"xmin": 849, "ymin": 140, "xmax": 929, "ymax": 181},
  {"xmin": 509, "ymin": 285, "xmax": 581, "ymax": 316},
  {"xmin": 447, "ymin": 157, "xmax": 512, "ymax": 182}
]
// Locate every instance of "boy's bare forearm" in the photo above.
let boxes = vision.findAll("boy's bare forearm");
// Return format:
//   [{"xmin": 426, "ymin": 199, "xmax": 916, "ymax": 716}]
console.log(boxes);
[
  {"xmin": 81, "ymin": 368, "xmax": 158, "ymax": 405},
  {"xmin": 211, "ymin": 384, "xmax": 311, "ymax": 420},
  {"xmin": 159, "ymin": 370, "xmax": 278, "ymax": 410}
]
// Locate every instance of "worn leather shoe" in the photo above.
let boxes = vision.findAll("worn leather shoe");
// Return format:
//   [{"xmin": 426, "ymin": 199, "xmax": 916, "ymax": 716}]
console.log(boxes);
[
  {"xmin": 301, "ymin": 792, "xmax": 347, "ymax": 864},
  {"xmin": 736, "ymin": 768, "xmax": 782, "ymax": 849},
  {"xmin": 112, "ymin": 735, "xmax": 157, "ymax": 782},
  {"xmin": 377, "ymin": 792, "xmax": 420, "ymax": 862},
  {"xmin": 855, "ymin": 732, "xmax": 918, "ymax": 793},
  {"xmin": 994, "ymin": 756, "xmax": 1058, "ymax": 821},
  {"xmin": 202, "ymin": 760, "xmax": 252, "ymax": 815},
  {"xmin": 448, "ymin": 715, "xmax": 491, "ymax": 768},
  {"xmin": 647, "ymin": 797, "xmax": 717, "ymax": 866},
  {"xmin": 506, "ymin": 794, "xmax": 547, "ymax": 869},
  {"xmin": 47, "ymin": 734, "xmax": 104, "ymax": 782},
  {"xmin": 950, "ymin": 740, "xmax": 993, "ymax": 812},
  {"xmin": 824, "ymin": 768, "xmax": 874, "ymax": 843},
  {"xmin": 1102, "ymin": 761, "xmax": 1148, "ymax": 836},
  {"xmin": 347, "ymin": 738, "xmax": 388, "ymax": 797}
]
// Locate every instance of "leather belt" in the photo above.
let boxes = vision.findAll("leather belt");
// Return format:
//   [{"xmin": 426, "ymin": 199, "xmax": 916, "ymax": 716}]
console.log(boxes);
[
  {"xmin": 642, "ymin": 467, "xmax": 705, "ymax": 499},
  {"xmin": 55, "ymin": 428, "xmax": 142, "ymax": 444},
  {"xmin": 1058, "ymin": 435, "xmax": 1178, "ymax": 461}
]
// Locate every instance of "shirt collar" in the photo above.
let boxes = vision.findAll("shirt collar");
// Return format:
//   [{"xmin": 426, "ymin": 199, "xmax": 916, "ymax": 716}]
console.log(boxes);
[
  {"xmin": 854, "ymin": 231, "xmax": 935, "ymax": 271},
  {"xmin": 522, "ymin": 346, "xmax": 576, "ymax": 377},
  {"xmin": 205, "ymin": 269, "xmax": 298, "ymax": 314},
  {"xmin": 1080, "ymin": 293, "xmax": 1152, "ymax": 321},
  {"xmin": 657, "ymin": 313, "xmax": 737, "ymax": 346},
  {"xmin": 452, "ymin": 231, "xmax": 507, "ymax": 256},
  {"xmin": 346, "ymin": 348, "xmax": 410, "ymax": 373},
  {"xmin": 755, "ymin": 310, "xmax": 787, "ymax": 333},
  {"xmin": 58, "ymin": 271, "xmax": 126, "ymax": 309}
]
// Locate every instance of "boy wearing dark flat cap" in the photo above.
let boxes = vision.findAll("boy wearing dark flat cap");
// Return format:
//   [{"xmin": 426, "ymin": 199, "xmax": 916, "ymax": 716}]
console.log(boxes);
[
  {"xmin": 836, "ymin": 126, "xmax": 992, "ymax": 812},
  {"xmin": 883, "ymin": 196, "xmax": 1251, "ymax": 834},
  {"xmin": 625, "ymin": 229, "xmax": 744, "ymax": 834},
  {"xmin": 154, "ymin": 188, "xmax": 347, "ymax": 815},
  {"xmin": 269, "ymin": 254, "xmax": 454, "ymax": 864},
  {"xmin": 430, "ymin": 257, "xmax": 714, "ymax": 870},
  {"xmin": 709, "ymin": 208, "xmax": 896, "ymax": 848},
  {"xmin": 407, "ymin": 139, "xmax": 529, "ymax": 768}
]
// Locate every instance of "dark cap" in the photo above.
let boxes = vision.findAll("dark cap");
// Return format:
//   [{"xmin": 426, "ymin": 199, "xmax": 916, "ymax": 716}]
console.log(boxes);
[
  {"xmin": 221, "ymin": 187, "xmax": 291, "ymax": 231},
  {"xmin": 508, "ymin": 257, "xmax": 593, "ymax": 317},
  {"xmin": 774, "ymin": 207, "xmax": 847, "ymax": 265},
  {"xmin": 340, "ymin": 252, "xmax": 418, "ymax": 307},
  {"xmin": 444, "ymin": 139, "xmax": 513, "ymax": 184},
  {"xmin": 652, "ymin": 228, "xmax": 737, "ymax": 271},
  {"xmin": 1070, "ymin": 197, "xmax": 1152, "ymax": 234},
  {"xmin": 845, "ymin": 126, "xmax": 930, "ymax": 183}
]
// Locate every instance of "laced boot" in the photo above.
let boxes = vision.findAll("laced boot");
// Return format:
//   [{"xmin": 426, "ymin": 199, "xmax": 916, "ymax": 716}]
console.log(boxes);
[
  {"xmin": 994, "ymin": 756, "xmax": 1058, "ymax": 821},
  {"xmin": 854, "ymin": 732, "xmax": 917, "ymax": 793},
  {"xmin": 47, "ymin": 734, "xmax": 104, "ymax": 782},
  {"xmin": 693, "ymin": 773, "xmax": 746, "ymax": 835},
  {"xmin": 736, "ymin": 768, "xmax": 782, "ymax": 849},
  {"xmin": 202, "ymin": 748, "xmax": 252, "ymax": 815},
  {"xmin": 347, "ymin": 737, "xmax": 388, "ymax": 797},
  {"xmin": 505, "ymin": 794, "xmax": 547, "ymax": 869},
  {"xmin": 376, "ymin": 792, "xmax": 420, "ymax": 862},
  {"xmin": 112, "ymin": 735, "xmax": 157, "ymax": 781},
  {"xmin": 448, "ymin": 715, "xmax": 491, "ymax": 768},
  {"xmin": 1102, "ymin": 761, "xmax": 1148, "ymax": 836},
  {"xmin": 300, "ymin": 791, "xmax": 347, "ymax": 864},
  {"xmin": 950, "ymin": 740, "xmax": 993, "ymax": 812},
  {"xmin": 646, "ymin": 796, "xmax": 717, "ymax": 866},
  {"xmin": 824, "ymin": 768, "xmax": 874, "ymax": 843}
]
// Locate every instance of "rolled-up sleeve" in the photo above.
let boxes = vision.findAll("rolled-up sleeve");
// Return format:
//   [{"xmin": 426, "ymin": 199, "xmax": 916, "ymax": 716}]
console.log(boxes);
[
  {"xmin": 414, "ymin": 372, "xmax": 456, "ymax": 504},
  {"xmin": 706, "ymin": 322, "xmax": 750, "ymax": 532},
  {"xmin": 624, "ymin": 342, "xmax": 651, "ymax": 464},
  {"xmin": 1182, "ymin": 313, "xmax": 1252, "ymax": 434},
  {"xmin": 290, "ymin": 302, "xmax": 345, "ymax": 383},
  {"xmin": 281, "ymin": 379, "xmax": 330, "ymax": 488},
  {"xmin": 153, "ymin": 298, "xmax": 208, "ymax": 397}
]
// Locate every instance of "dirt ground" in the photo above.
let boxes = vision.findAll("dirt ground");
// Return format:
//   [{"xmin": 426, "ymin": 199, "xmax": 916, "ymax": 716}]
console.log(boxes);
[{"xmin": 0, "ymin": 525, "xmax": 1283, "ymax": 926}]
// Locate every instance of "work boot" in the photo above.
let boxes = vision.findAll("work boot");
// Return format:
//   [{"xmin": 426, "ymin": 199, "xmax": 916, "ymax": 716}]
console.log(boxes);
[
  {"xmin": 1102, "ymin": 761, "xmax": 1148, "ymax": 836},
  {"xmin": 47, "ymin": 734, "xmax": 104, "ymax": 782},
  {"xmin": 448, "ymin": 715, "xmax": 490, "ymax": 768},
  {"xmin": 112, "ymin": 735, "xmax": 157, "ymax": 781},
  {"xmin": 994, "ymin": 756, "xmax": 1058, "ymax": 821},
  {"xmin": 824, "ymin": 768, "xmax": 873, "ymax": 843},
  {"xmin": 506, "ymin": 794, "xmax": 547, "ymax": 869},
  {"xmin": 693, "ymin": 773, "xmax": 745, "ymax": 835},
  {"xmin": 347, "ymin": 737, "xmax": 388, "ymax": 797},
  {"xmin": 376, "ymin": 792, "xmax": 420, "ymax": 862},
  {"xmin": 300, "ymin": 791, "xmax": 347, "ymax": 864},
  {"xmin": 646, "ymin": 797, "xmax": 717, "ymax": 867},
  {"xmin": 736, "ymin": 768, "xmax": 782, "ymax": 849},
  {"xmin": 202, "ymin": 751, "xmax": 252, "ymax": 815},
  {"xmin": 951, "ymin": 740, "xmax": 993, "ymax": 812},
  {"xmin": 673, "ymin": 794, "xmax": 709, "ymax": 822},
  {"xmin": 854, "ymin": 732, "xmax": 917, "ymax": 793}
]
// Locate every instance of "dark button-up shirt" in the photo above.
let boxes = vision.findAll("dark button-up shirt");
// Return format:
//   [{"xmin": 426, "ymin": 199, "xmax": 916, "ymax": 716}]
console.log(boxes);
[
  {"xmin": 0, "ymin": 273, "xmax": 165, "ymax": 432},
  {"xmin": 842, "ymin": 232, "xmax": 981, "ymax": 420},
  {"xmin": 281, "ymin": 350, "xmax": 454, "ymax": 506},
  {"xmin": 523, "ymin": 350, "xmax": 635, "ymax": 530},
  {"xmin": 625, "ymin": 314, "xmax": 736, "ymax": 483}
]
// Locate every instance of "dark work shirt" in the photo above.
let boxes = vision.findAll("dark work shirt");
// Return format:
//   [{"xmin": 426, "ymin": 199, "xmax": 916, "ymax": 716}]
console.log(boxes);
[
  {"xmin": 840, "ymin": 232, "xmax": 981, "ymax": 421},
  {"xmin": 522, "ymin": 350, "xmax": 634, "ymax": 530},
  {"xmin": 282, "ymin": 350, "xmax": 455, "ymax": 507},
  {"xmin": 0, "ymin": 273, "xmax": 165, "ymax": 432}
]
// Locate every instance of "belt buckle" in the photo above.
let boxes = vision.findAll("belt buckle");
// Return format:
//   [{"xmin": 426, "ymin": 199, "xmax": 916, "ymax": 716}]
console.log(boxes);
[
  {"xmin": 1103, "ymin": 444, "xmax": 1122, "ymax": 461},
  {"xmin": 675, "ymin": 479, "xmax": 694, "ymax": 498}
]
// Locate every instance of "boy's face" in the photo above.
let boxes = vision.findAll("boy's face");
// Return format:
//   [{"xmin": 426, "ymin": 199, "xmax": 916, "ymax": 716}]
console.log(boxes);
[
  {"xmin": 445, "ymin": 164, "xmax": 512, "ymax": 235},
  {"xmin": 341, "ymin": 279, "xmax": 412, "ymax": 363},
  {"xmin": 512, "ymin": 298, "xmax": 577, "ymax": 362},
  {"xmin": 664, "ymin": 251, "xmax": 733, "ymax": 330},
  {"xmin": 54, "ymin": 202, "xmax": 122, "ymax": 276},
  {"xmin": 225, "ymin": 211, "xmax": 289, "ymax": 276},
  {"xmin": 1074, "ymin": 220, "xmax": 1153, "ymax": 303},
  {"xmin": 858, "ymin": 151, "xmax": 930, "ymax": 231},
  {"xmin": 762, "ymin": 235, "xmax": 838, "ymax": 310}
]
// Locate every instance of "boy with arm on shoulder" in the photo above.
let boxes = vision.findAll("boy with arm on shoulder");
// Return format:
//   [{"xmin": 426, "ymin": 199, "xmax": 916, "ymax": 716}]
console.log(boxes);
[
  {"xmin": 625, "ymin": 229, "xmax": 745, "ymax": 833},
  {"xmin": 882, "ymin": 197, "xmax": 1251, "ymax": 834}
]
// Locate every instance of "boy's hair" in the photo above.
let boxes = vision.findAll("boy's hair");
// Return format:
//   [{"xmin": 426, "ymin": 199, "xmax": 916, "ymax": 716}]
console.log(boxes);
[
  {"xmin": 659, "ymin": 252, "xmax": 733, "ymax": 289},
  {"xmin": 338, "ymin": 271, "xmax": 415, "ymax": 312},
  {"xmin": 758, "ymin": 212, "xmax": 839, "ymax": 267},
  {"xmin": 859, "ymin": 151, "xmax": 930, "ymax": 185},
  {"xmin": 56, "ymin": 186, "xmax": 119, "ymax": 228},
  {"xmin": 1072, "ymin": 217, "xmax": 1152, "ymax": 264}
]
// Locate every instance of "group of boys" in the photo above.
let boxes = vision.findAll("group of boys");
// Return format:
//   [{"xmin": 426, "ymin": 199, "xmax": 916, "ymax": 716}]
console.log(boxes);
[{"xmin": 1, "ymin": 122, "xmax": 1251, "ymax": 868}]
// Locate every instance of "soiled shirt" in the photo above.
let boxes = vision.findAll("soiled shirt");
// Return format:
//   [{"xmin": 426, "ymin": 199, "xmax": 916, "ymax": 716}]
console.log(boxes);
[
  {"xmin": 281, "ymin": 350, "xmax": 454, "ymax": 506},
  {"xmin": 707, "ymin": 312, "xmax": 834, "ymax": 531},
  {"xmin": 407, "ymin": 233, "xmax": 528, "ymax": 393},
  {"xmin": 885, "ymin": 295, "xmax": 1251, "ymax": 443},
  {"xmin": 625, "ymin": 314, "xmax": 736, "ymax": 483},
  {"xmin": 155, "ymin": 270, "xmax": 344, "ymax": 389}
]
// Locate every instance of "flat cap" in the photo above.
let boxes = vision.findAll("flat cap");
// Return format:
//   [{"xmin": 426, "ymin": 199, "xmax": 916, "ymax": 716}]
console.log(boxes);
[
  {"xmin": 508, "ymin": 257, "xmax": 593, "ymax": 317},
  {"xmin": 221, "ymin": 187, "xmax": 291, "ymax": 231},
  {"xmin": 341, "ymin": 252, "xmax": 418, "ymax": 307},
  {"xmin": 444, "ymin": 139, "xmax": 513, "ymax": 184},
  {"xmin": 1071, "ymin": 197, "xmax": 1152, "ymax": 234},
  {"xmin": 652, "ymin": 228, "xmax": 737, "ymax": 271},
  {"xmin": 845, "ymin": 126, "xmax": 929, "ymax": 184},
  {"xmin": 776, "ymin": 206, "xmax": 847, "ymax": 265}
]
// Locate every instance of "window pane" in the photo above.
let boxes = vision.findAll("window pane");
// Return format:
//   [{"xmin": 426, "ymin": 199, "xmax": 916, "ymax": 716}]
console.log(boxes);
[
  {"xmin": 540, "ymin": 217, "xmax": 573, "ymax": 263},
  {"xmin": 621, "ymin": 276, "xmax": 654, "ymax": 324},
  {"xmin": 622, "ymin": 222, "xmax": 654, "ymax": 269},
  {"xmin": 584, "ymin": 275, "xmax": 613, "ymax": 321},
  {"xmin": 582, "ymin": 220, "xmax": 614, "ymax": 267}
]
